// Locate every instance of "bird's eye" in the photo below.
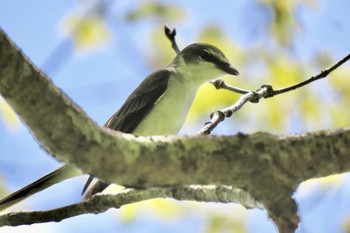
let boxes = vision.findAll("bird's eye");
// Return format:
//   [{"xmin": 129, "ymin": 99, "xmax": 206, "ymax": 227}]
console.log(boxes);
[{"xmin": 199, "ymin": 50, "xmax": 211, "ymax": 61}]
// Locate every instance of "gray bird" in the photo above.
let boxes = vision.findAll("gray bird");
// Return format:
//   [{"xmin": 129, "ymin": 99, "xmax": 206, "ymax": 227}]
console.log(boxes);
[{"xmin": 0, "ymin": 43, "xmax": 239, "ymax": 211}]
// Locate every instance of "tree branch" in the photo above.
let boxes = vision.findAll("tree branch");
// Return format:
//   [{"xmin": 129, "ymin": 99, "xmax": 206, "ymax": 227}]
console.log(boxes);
[
  {"xmin": 0, "ymin": 185, "xmax": 262, "ymax": 226},
  {"xmin": 272, "ymin": 53, "xmax": 350, "ymax": 95},
  {"xmin": 201, "ymin": 52, "xmax": 350, "ymax": 134},
  {"xmin": 209, "ymin": 52, "xmax": 350, "ymax": 97}
]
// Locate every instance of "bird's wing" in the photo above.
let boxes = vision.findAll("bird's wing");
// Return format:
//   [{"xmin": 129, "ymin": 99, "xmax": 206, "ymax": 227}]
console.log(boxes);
[
  {"xmin": 104, "ymin": 68, "xmax": 173, "ymax": 133},
  {"xmin": 82, "ymin": 68, "xmax": 173, "ymax": 197}
]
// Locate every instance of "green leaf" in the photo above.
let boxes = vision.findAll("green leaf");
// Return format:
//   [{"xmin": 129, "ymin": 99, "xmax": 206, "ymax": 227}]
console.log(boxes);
[
  {"xmin": 61, "ymin": 15, "xmax": 110, "ymax": 51},
  {"xmin": 0, "ymin": 97, "xmax": 20, "ymax": 131},
  {"xmin": 126, "ymin": 2, "xmax": 186, "ymax": 22}
]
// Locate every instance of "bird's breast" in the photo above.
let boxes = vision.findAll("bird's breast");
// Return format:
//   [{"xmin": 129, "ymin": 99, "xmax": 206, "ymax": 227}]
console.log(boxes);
[{"xmin": 133, "ymin": 78, "xmax": 197, "ymax": 136}]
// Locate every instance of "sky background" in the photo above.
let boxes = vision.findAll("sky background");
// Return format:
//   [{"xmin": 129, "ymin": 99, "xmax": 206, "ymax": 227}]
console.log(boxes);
[{"xmin": 1, "ymin": 0, "xmax": 350, "ymax": 232}]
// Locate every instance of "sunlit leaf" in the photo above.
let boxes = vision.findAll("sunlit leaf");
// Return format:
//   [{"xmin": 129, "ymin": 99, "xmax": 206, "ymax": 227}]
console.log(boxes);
[
  {"xmin": 146, "ymin": 198, "xmax": 185, "ymax": 219},
  {"xmin": 187, "ymin": 82, "xmax": 239, "ymax": 122},
  {"xmin": 269, "ymin": 57, "xmax": 304, "ymax": 87},
  {"xmin": 319, "ymin": 174, "xmax": 344, "ymax": 190},
  {"xmin": 127, "ymin": 2, "xmax": 186, "ymax": 22},
  {"xmin": 119, "ymin": 198, "xmax": 185, "ymax": 222},
  {"xmin": 205, "ymin": 212, "xmax": 247, "ymax": 233},
  {"xmin": 0, "ymin": 177, "xmax": 7, "ymax": 199},
  {"xmin": 341, "ymin": 215, "xmax": 350, "ymax": 233},
  {"xmin": 328, "ymin": 67, "xmax": 350, "ymax": 100},
  {"xmin": 61, "ymin": 15, "xmax": 110, "ymax": 51},
  {"xmin": 0, "ymin": 97, "xmax": 20, "ymax": 131},
  {"xmin": 258, "ymin": 0, "xmax": 300, "ymax": 45},
  {"xmin": 326, "ymin": 67, "xmax": 350, "ymax": 128},
  {"xmin": 120, "ymin": 203, "xmax": 137, "ymax": 223}
]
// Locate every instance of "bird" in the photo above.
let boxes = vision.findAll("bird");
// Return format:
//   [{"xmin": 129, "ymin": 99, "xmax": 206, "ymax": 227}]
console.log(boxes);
[{"xmin": 0, "ymin": 43, "xmax": 239, "ymax": 211}]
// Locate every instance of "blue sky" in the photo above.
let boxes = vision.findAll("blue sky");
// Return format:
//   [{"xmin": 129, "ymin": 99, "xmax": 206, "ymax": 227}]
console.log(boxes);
[{"xmin": 1, "ymin": 0, "xmax": 350, "ymax": 232}]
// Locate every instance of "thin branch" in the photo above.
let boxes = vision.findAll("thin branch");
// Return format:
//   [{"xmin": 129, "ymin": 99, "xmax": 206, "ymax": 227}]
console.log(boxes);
[
  {"xmin": 199, "ymin": 86, "xmax": 272, "ymax": 134},
  {"xmin": 0, "ymin": 185, "xmax": 262, "ymax": 227},
  {"xmin": 210, "ymin": 79, "xmax": 249, "ymax": 94},
  {"xmin": 164, "ymin": 25, "xmax": 180, "ymax": 54},
  {"xmin": 213, "ymin": 52, "xmax": 350, "ymax": 98},
  {"xmin": 271, "ymin": 52, "xmax": 350, "ymax": 96},
  {"xmin": 202, "ymin": 51, "xmax": 350, "ymax": 134}
]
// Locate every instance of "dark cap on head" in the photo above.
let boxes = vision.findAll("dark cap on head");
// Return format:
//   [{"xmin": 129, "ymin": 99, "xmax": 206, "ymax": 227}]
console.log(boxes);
[{"xmin": 178, "ymin": 43, "xmax": 239, "ymax": 75}]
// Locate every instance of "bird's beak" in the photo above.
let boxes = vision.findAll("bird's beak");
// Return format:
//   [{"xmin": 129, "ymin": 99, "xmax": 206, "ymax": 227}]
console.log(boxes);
[{"xmin": 219, "ymin": 63, "xmax": 239, "ymax": 76}]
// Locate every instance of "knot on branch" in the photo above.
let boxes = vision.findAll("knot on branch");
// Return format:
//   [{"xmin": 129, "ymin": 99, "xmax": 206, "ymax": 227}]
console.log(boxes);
[
  {"xmin": 211, "ymin": 79, "xmax": 225, "ymax": 89},
  {"xmin": 257, "ymin": 85, "xmax": 274, "ymax": 99},
  {"xmin": 248, "ymin": 91, "xmax": 261, "ymax": 103}
]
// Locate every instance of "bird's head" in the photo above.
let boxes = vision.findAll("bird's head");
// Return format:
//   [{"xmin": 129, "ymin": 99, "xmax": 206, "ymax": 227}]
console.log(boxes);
[{"xmin": 171, "ymin": 43, "xmax": 239, "ymax": 84}]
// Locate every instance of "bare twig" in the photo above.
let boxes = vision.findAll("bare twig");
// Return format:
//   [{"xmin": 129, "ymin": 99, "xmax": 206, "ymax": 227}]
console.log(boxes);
[
  {"xmin": 164, "ymin": 25, "xmax": 180, "ymax": 54},
  {"xmin": 199, "ymin": 86, "xmax": 273, "ymax": 134},
  {"xmin": 0, "ymin": 185, "xmax": 262, "ymax": 227},
  {"xmin": 200, "ymin": 51, "xmax": 350, "ymax": 134},
  {"xmin": 271, "ymin": 52, "xmax": 350, "ymax": 96},
  {"xmin": 213, "ymin": 52, "xmax": 350, "ymax": 98},
  {"xmin": 210, "ymin": 79, "xmax": 249, "ymax": 94}
]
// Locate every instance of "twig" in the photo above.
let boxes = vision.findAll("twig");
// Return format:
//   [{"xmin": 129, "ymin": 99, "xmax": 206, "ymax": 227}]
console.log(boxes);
[
  {"xmin": 213, "ymin": 52, "xmax": 350, "ymax": 98},
  {"xmin": 199, "ymin": 86, "xmax": 273, "ymax": 134},
  {"xmin": 271, "ymin": 52, "xmax": 350, "ymax": 96},
  {"xmin": 0, "ymin": 185, "xmax": 262, "ymax": 227},
  {"xmin": 164, "ymin": 25, "xmax": 180, "ymax": 54},
  {"xmin": 210, "ymin": 79, "xmax": 249, "ymax": 94},
  {"xmin": 200, "ymin": 52, "xmax": 350, "ymax": 134}
]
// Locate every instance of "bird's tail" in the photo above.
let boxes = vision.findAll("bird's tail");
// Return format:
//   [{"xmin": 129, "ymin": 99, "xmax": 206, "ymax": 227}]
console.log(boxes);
[{"xmin": 0, "ymin": 165, "xmax": 81, "ymax": 211}]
